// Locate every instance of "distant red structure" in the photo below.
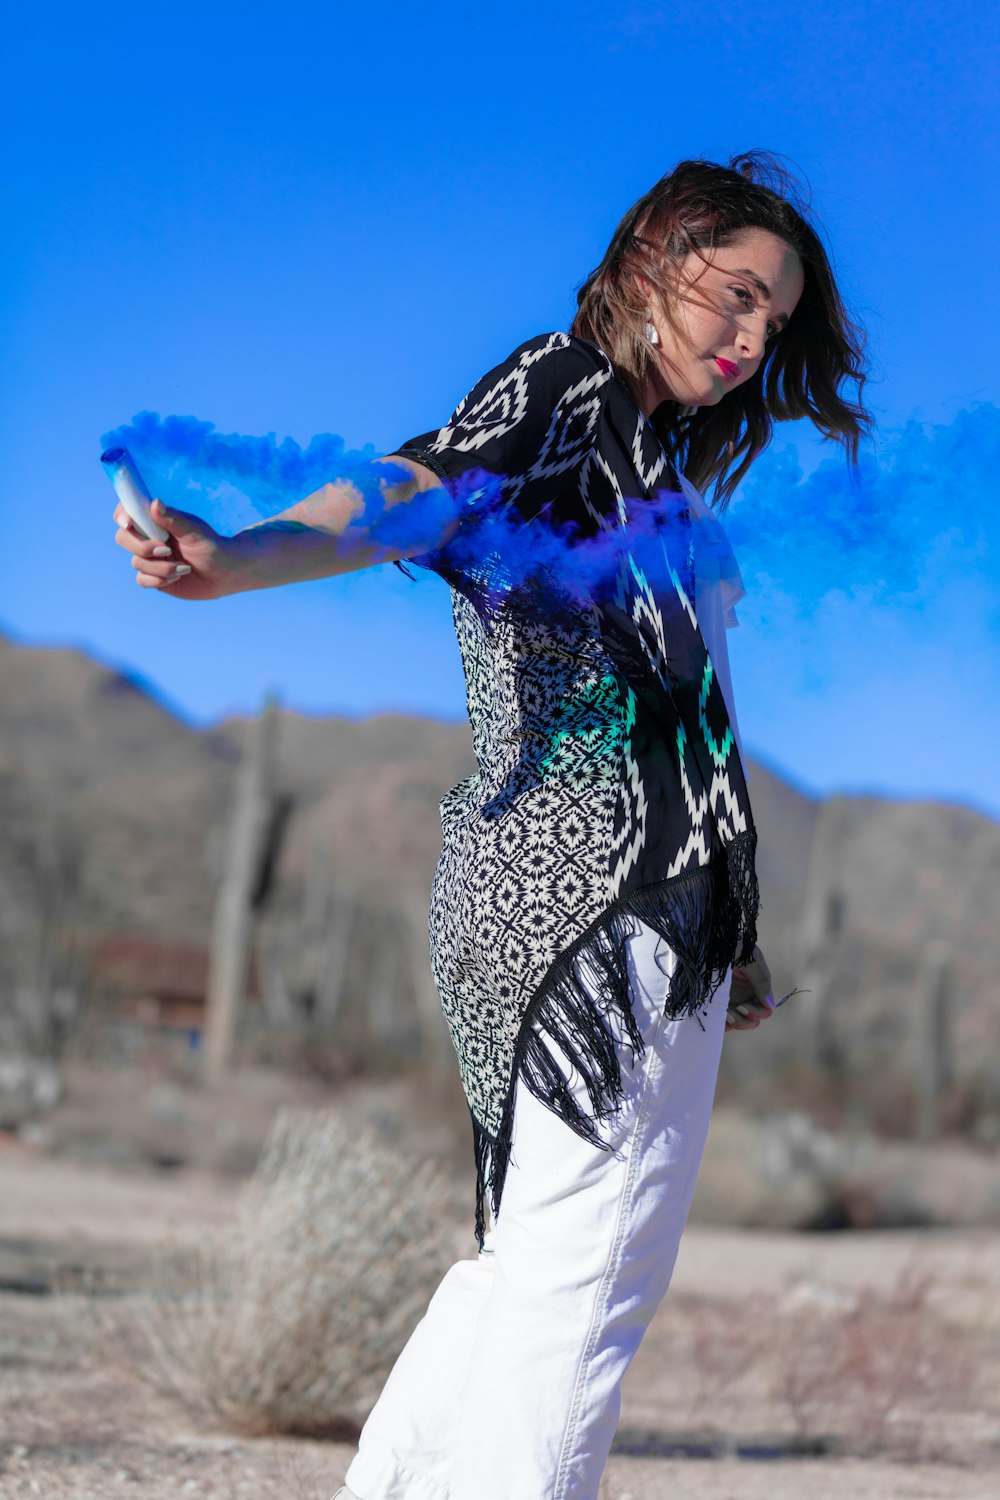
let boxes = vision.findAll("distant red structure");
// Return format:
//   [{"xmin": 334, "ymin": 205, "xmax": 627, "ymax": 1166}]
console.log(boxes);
[{"xmin": 89, "ymin": 932, "xmax": 261, "ymax": 1031}]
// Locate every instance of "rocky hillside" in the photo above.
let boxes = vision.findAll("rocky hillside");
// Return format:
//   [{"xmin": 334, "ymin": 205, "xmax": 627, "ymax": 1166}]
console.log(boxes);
[
  {"xmin": 1, "ymin": 631, "xmax": 997, "ymax": 1122},
  {"xmin": 0, "ymin": 631, "xmax": 819, "ymax": 956}
]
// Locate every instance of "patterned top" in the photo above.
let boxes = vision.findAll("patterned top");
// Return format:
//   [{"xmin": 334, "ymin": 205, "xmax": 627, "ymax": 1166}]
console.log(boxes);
[{"xmin": 396, "ymin": 332, "xmax": 758, "ymax": 1241}]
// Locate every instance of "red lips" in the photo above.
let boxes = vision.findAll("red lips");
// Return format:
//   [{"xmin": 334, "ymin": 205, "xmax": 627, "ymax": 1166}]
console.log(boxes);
[{"xmin": 715, "ymin": 358, "xmax": 740, "ymax": 379}]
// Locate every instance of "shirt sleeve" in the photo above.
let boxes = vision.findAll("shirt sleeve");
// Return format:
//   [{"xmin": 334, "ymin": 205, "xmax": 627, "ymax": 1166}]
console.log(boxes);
[
  {"xmin": 676, "ymin": 472, "xmax": 746, "ymax": 630},
  {"xmin": 392, "ymin": 332, "xmax": 612, "ymax": 573}
]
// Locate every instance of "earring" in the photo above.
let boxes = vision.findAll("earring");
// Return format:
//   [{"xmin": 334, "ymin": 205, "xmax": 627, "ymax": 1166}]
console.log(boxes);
[{"xmin": 644, "ymin": 310, "xmax": 660, "ymax": 347}]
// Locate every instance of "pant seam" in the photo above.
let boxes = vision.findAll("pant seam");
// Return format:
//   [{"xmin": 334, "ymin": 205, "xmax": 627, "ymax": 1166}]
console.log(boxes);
[{"xmin": 551, "ymin": 984, "xmax": 667, "ymax": 1499}]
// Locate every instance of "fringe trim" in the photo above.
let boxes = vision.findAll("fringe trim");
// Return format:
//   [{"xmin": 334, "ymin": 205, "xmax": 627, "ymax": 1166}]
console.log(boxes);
[{"xmin": 468, "ymin": 829, "xmax": 758, "ymax": 1247}]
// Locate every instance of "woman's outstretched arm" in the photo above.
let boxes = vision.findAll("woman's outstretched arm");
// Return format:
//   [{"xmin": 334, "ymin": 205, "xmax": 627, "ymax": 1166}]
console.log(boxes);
[{"xmin": 112, "ymin": 456, "xmax": 453, "ymax": 600}]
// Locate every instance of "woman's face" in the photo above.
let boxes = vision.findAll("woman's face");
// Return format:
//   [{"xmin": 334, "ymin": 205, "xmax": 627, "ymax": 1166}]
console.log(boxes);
[{"xmin": 641, "ymin": 227, "xmax": 805, "ymax": 415}]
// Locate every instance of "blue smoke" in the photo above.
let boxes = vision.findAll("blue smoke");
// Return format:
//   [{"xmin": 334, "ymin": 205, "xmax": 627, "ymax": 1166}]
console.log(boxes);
[
  {"xmin": 727, "ymin": 402, "xmax": 1000, "ymax": 610},
  {"xmin": 722, "ymin": 402, "xmax": 1000, "ymax": 813},
  {"xmin": 99, "ymin": 402, "xmax": 1000, "ymax": 814},
  {"xmin": 99, "ymin": 411, "xmax": 484, "ymax": 570},
  {"xmin": 101, "ymin": 402, "xmax": 1000, "ymax": 627},
  {"xmin": 99, "ymin": 411, "xmax": 382, "ymax": 514},
  {"xmin": 98, "ymin": 410, "xmax": 712, "ymax": 606}
]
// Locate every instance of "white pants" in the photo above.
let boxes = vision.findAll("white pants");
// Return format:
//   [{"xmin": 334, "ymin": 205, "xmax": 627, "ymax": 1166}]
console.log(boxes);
[{"xmin": 344, "ymin": 920, "xmax": 730, "ymax": 1500}]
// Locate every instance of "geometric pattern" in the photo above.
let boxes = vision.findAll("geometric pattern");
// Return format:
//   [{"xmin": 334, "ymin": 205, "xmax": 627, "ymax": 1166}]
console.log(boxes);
[{"xmin": 396, "ymin": 331, "xmax": 756, "ymax": 1143}]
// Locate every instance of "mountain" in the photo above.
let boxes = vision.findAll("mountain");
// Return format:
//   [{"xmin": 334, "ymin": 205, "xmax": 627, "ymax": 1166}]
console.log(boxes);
[
  {"xmin": 1, "ymin": 631, "xmax": 997, "ymax": 1124},
  {"xmin": 0, "ymin": 632, "xmax": 823, "ymax": 948}
]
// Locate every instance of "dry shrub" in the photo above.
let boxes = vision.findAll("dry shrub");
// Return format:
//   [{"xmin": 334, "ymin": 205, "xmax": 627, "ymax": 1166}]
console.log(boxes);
[
  {"xmin": 776, "ymin": 1269, "xmax": 980, "ymax": 1459},
  {"xmin": 110, "ymin": 1107, "xmax": 460, "ymax": 1436},
  {"xmin": 670, "ymin": 1266, "xmax": 984, "ymax": 1461},
  {"xmin": 673, "ymin": 1292, "xmax": 776, "ymax": 1425}
]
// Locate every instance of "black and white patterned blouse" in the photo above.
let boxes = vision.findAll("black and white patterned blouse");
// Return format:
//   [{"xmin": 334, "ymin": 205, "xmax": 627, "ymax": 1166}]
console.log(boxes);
[{"xmin": 396, "ymin": 332, "xmax": 759, "ymax": 1242}]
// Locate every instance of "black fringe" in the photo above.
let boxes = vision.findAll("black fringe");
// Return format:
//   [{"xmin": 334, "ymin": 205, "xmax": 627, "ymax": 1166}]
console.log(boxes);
[
  {"xmin": 471, "ymin": 1112, "xmax": 493, "ymax": 1250},
  {"xmin": 469, "ymin": 830, "xmax": 758, "ymax": 1247}
]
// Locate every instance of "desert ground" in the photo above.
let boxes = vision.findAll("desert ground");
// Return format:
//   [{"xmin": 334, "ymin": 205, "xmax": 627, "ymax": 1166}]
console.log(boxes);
[{"xmin": 2, "ymin": 1061, "xmax": 999, "ymax": 1500}]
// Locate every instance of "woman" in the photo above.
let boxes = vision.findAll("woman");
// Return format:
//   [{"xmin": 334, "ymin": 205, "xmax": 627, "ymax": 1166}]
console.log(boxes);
[{"xmin": 114, "ymin": 151, "xmax": 870, "ymax": 1499}]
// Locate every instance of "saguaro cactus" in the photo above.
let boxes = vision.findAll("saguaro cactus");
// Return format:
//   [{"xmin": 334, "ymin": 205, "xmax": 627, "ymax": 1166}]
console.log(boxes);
[
  {"xmin": 797, "ymin": 798, "xmax": 853, "ymax": 1074},
  {"xmin": 204, "ymin": 697, "xmax": 280, "ymax": 1082},
  {"xmin": 915, "ymin": 939, "xmax": 955, "ymax": 1139}
]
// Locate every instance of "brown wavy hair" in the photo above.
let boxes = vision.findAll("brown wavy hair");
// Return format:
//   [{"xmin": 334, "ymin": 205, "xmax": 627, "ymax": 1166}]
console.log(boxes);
[{"xmin": 571, "ymin": 151, "xmax": 873, "ymax": 509}]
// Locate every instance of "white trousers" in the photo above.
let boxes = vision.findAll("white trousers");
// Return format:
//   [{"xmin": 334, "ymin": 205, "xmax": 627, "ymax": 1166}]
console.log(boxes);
[{"xmin": 344, "ymin": 920, "xmax": 730, "ymax": 1500}]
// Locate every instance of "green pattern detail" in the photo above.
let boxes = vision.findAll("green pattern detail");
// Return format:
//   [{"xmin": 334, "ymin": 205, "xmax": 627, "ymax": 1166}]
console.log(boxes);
[
  {"xmin": 699, "ymin": 658, "xmax": 734, "ymax": 769},
  {"xmin": 622, "ymin": 680, "xmax": 637, "ymax": 739},
  {"xmin": 538, "ymin": 671, "xmax": 626, "ymax": 778}
]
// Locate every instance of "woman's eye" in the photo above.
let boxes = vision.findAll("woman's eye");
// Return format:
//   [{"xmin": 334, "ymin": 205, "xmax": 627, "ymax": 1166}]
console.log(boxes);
[{"xmin": 732, "ymin": 285, "xmax": 778, "ymax": 340}]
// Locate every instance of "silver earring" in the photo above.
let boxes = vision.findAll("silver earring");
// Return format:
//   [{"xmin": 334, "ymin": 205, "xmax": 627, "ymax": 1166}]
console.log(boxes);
[{"xmin": 644, "ymin": 310, "xmax": 660, "ymax": 347}]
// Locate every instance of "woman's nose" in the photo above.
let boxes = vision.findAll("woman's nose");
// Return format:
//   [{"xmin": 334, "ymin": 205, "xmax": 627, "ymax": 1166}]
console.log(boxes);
[{"xmin": 737, "ymin": 313, "xmax": 768, "ymax": 362}]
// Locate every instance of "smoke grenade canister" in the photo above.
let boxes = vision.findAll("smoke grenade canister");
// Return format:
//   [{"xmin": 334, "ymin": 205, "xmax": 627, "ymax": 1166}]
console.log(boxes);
[{"xmin": 100, "ymin": 446, "xmax": 170, "ymax": 544}]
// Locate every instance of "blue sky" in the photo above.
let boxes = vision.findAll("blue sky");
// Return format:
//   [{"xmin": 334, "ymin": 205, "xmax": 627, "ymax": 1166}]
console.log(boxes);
[{"xmin": 2, "ymin": 0, "xmax": 998, "ymax": 818}]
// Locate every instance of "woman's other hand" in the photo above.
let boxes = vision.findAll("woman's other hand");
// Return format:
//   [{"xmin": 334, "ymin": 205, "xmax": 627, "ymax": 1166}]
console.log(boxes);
[
  {"xmin": 114, "ymin": 498, "xmax": 242, "ymax": 600},
  {"xmin": 724, "ymin": 944, "xmax": 776, "ymax": 1031}
]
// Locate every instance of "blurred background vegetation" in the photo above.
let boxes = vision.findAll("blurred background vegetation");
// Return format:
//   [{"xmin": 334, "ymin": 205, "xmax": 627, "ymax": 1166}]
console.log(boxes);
[{"xmin": 2, "ymin": 627, "xmax": 999, "ymax": 1233}]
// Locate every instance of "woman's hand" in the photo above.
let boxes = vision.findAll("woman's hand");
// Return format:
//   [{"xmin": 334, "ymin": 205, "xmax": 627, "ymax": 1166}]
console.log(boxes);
[
  {"xmin": 114, "ymin": 498, "xmax": 244, "ymax": 600},
  {"xmin": 724, "ymin": 943, "xmax": 776, "ymax": 1031}
]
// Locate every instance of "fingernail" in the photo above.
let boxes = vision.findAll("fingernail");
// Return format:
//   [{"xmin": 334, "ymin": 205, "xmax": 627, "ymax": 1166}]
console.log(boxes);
[
  {"xmin": 152, "ymin": 546, "xmax": 172, "ymax": 558},
  {"xmin": 170, "ymin": 565, "xmax": 191, "ymax": 578},
  {"xmin": 763, "ymin": 993, "xmax": 776, "ymax": 1011}
]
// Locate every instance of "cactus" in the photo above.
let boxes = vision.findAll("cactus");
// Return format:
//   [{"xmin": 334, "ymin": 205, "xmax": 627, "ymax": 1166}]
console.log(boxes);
[{"xmin": 915, "ymin": 939, "xmax": 955, "ymax": 1138}]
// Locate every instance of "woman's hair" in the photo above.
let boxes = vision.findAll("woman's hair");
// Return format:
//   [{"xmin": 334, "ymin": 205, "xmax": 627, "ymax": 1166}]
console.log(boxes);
[{"xmin": 571, "ymin": 150, "xmax": 873, "ymax": 509}]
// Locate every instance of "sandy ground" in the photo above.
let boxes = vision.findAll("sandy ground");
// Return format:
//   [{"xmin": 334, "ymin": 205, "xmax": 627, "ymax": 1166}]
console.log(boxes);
[{"xmin": 2, "ymin": 1115, "xmax": 999, "ymax": 1498}]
